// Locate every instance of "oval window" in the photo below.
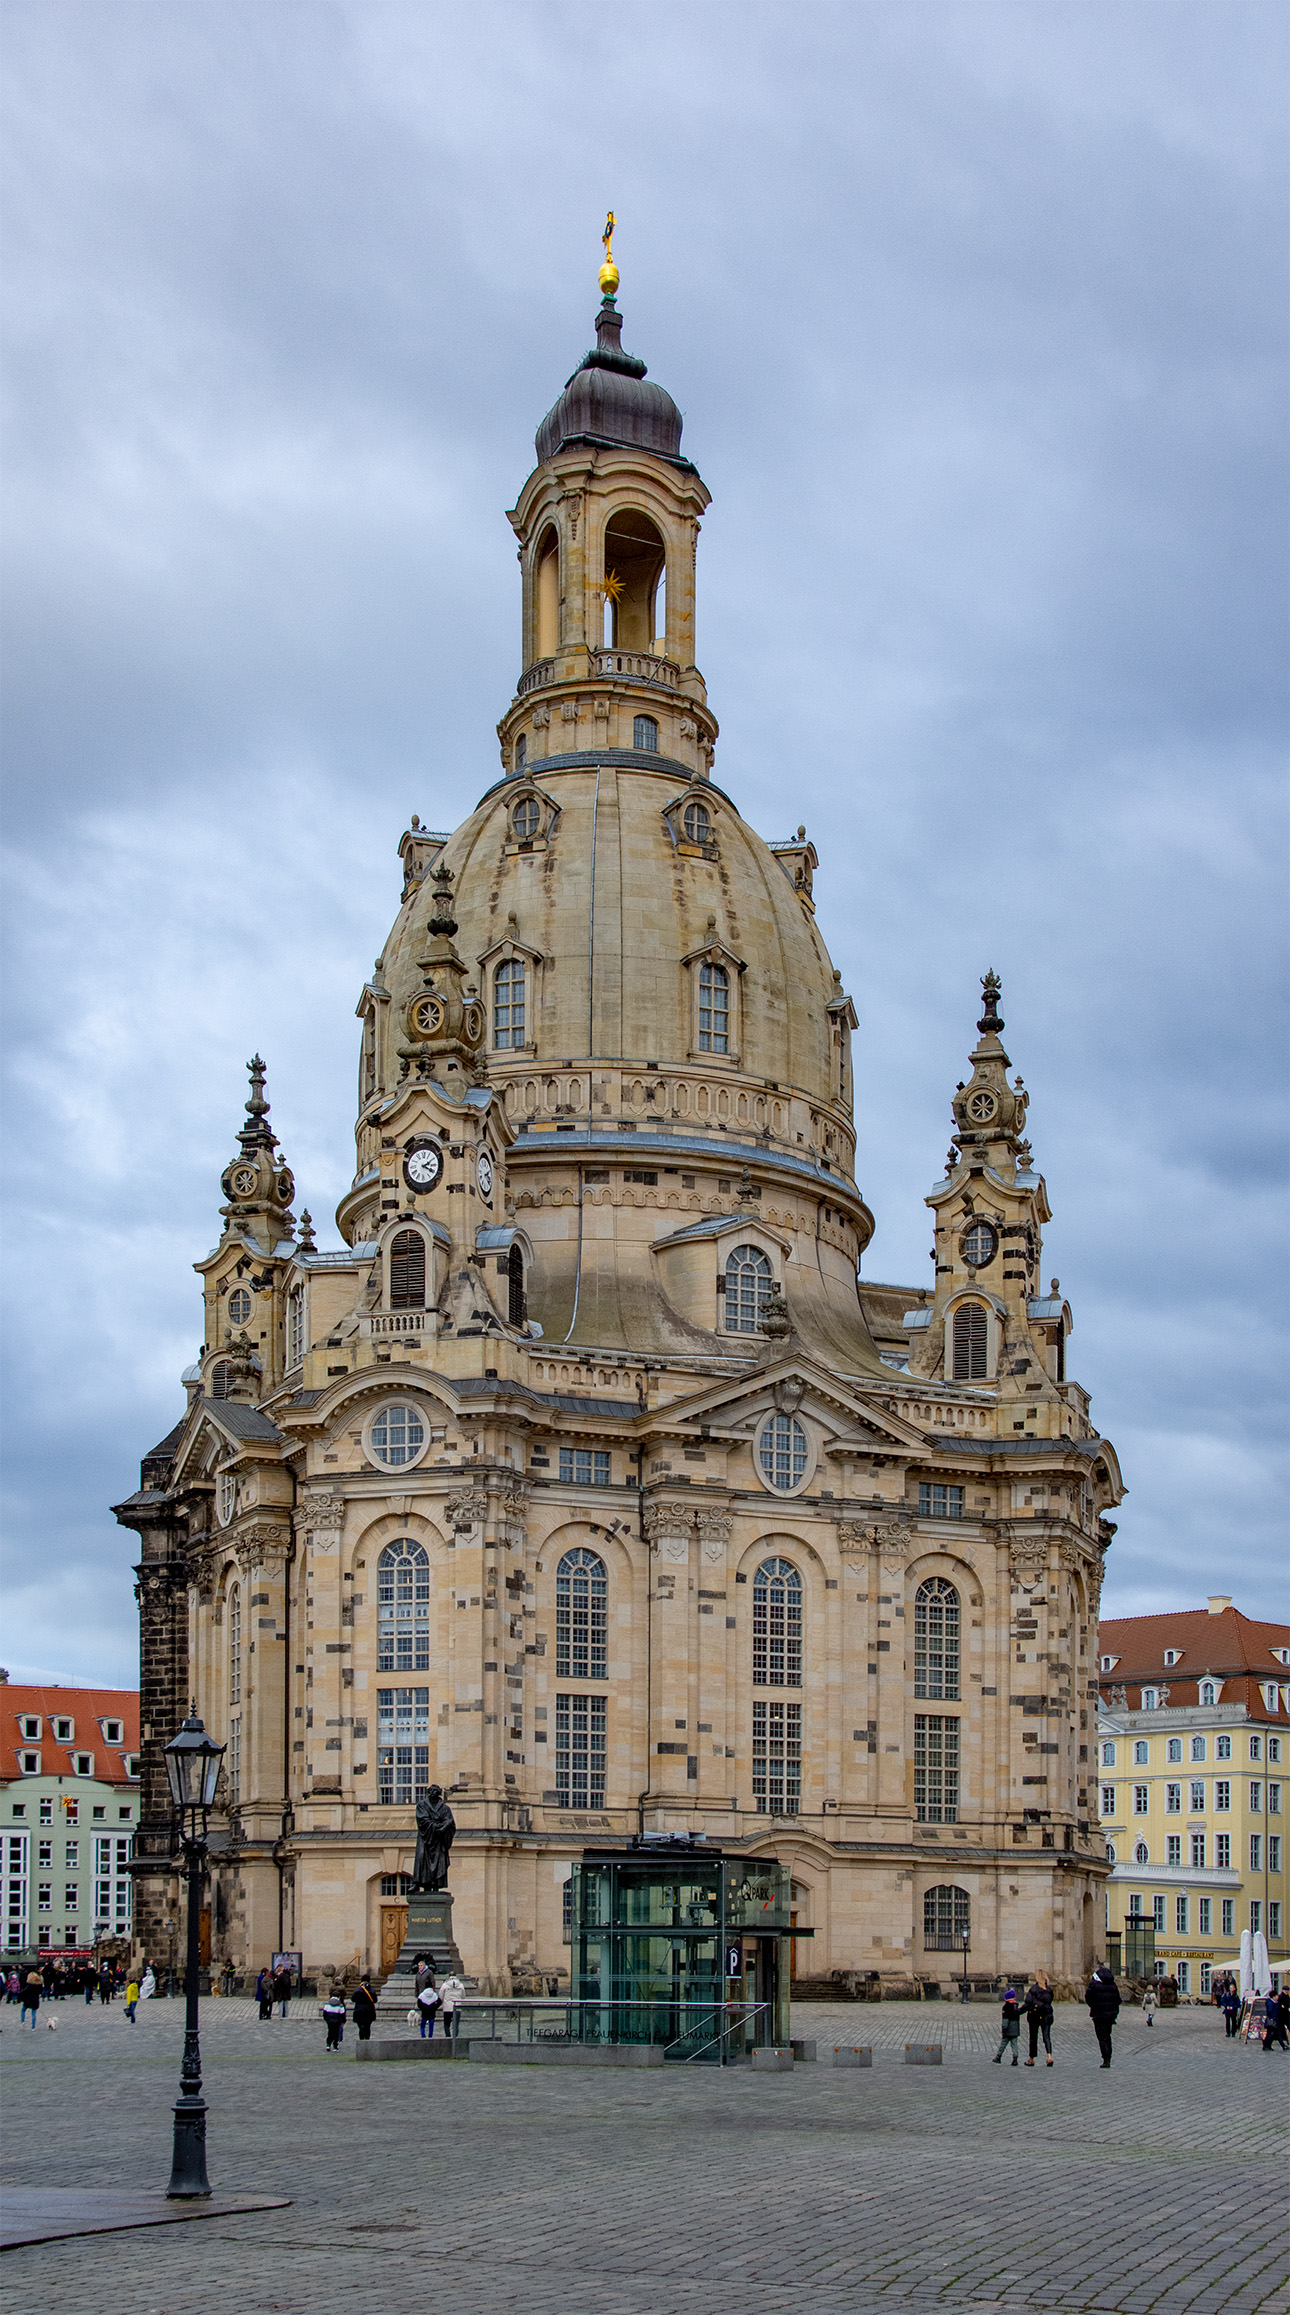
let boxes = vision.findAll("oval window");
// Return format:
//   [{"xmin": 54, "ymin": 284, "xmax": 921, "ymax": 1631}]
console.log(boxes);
[
  {"xmin": 512, "ymin": 796, "xmax": 540, "ymax": 841},
  {"xmin": 758, "ymin": 1412, "xmax": 808, "ymax": 1492},
  {"xmin": 683, "ymin": 801, "xmax": 710, "ymax": 844},
  {"xmin": 961, "ymin": 1221, "xmax": 997, "ymax": 1268},
  {"xmin": 227, "ymin": 1288, "xmax": 252, "ymax": 1326}
]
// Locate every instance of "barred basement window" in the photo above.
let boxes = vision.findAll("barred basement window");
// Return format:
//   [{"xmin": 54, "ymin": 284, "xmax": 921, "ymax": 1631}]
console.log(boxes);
[
  {"xmin": 377, "ymin": 1540, "xmax": 431, "ymax": 1671},
  {"xmin": 377, "ymin": 1689, "xmax": 430, "ymax": 1805},
  {"xmin": 228, "ymin": 1585, "xmax": 242, "ymax": 1705},
  {"xmin": 380, "ymin": 1872, "xmax": 414, "ymax": 1896},
  {"xmin": 389, "ymin": 1230, "xmax": 426, "ymax": 1311},
  {"xmin": 923, "ymin": 1883, "xmax": 970, "ymax": 1950},
  {"xmin": 724, "ymin": 1244, "xmax": 771, "ymax": 1332},
  {"xmin": 493, "ymin": 958, "xmax": 526, "ymax": 1049},
  {"xmin": 556, "ymin": 1550, "xmax": 608, "ymax": 1681},
  {"xmin": 698, "ymin": 961, "xmax": 729, "ymax": 1052},
  {"xmin": 555, "ymin": 1694, "xmax": 606, "ymax": 1805},
  {"xmin": 914, "ymin": 1714, "xmax": 959, "ymax": 1822},
  {"xmin": 918, "ymin": 1482, "xmax": 963, "ymax": 1519},
  {"xmin": 914, "ymin": 1578, "xmax": 960, "ymax": 1699},
  {"xmin": 952, "ymin": 1302, "xmax": 988, "ymax": 1380},
  {"xmin": 753, "ymin": 1559, "xmax": 802, "ymax": 1687},
  {"xmin": 752, "ymin": 1700, "xmax": 801, "ymax": 1815},
  {"xmin": 558, "ymin": 1448, "xmax": 610, "ymax": 1486}
]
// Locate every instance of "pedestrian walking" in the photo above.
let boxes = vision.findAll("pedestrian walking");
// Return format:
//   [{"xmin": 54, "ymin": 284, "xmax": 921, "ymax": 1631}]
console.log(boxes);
[
  {"xmin": 1141, "ymin": 1983, "xmax": 1158, "ymax": 2028},
  {"xmin": 1022, "ymin": 1972, "xmax": 1055, "ymax": 2066},
  {"xmin": 6, "ymin": 1968, "xmax": 20, "ymax": 2005},
  {"xmin": 992, "ymin": 1987, "xmax": 1022, "ymax": 2065},
  {"xmin": 1086, "ymin": 1965, "xmax": 1121, "ymax": 2067},
  {"xmin": 416, "ymin": 1980, "xmax": 442, "ymax": 2038},
  {"xmin": 1262, "ymin": 1988, "xmax": 1289, "ymax": 2052},
  {"xmin": 322, "ymin": 1990, "xmax": 347, "ymax": 2051},
  {"xmin": 124, "ymin": 1975, "xmax": 140, "ymax": 2023},
  {"xmin": 21, "ymin": 1969, "xmax": 42, "ymax": 2027},
  {"xmin": 1221, "ymin": 1982, "xmax": 1241, "ymax": 2037},
  {"xmin": 437, "ymin": 1971, "xmax": 465, "ymax": 2046},
  {"xmin": 256, "ymin": 1967, "xmax": 273, "ymax": 2021},
  {"xmin": 352, "ymin": 1978, "xmax": 377, "ymax": 2042}
]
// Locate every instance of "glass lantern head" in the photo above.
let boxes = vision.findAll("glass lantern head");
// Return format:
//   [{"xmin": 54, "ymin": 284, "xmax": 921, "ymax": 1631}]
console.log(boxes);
[{"xmin": 164, "ymin": 1712, "xmax": 226, "ymax": 1819}]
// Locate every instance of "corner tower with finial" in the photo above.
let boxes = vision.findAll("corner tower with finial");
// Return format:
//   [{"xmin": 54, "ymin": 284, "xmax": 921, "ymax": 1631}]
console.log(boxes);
[
  {"xmin": 905, "ymin": 974, "xmax": 1079, "ymax": 1433},
  {"xmin": 498, "ymin": 214, "xmax": 717, "ymax": 781}
]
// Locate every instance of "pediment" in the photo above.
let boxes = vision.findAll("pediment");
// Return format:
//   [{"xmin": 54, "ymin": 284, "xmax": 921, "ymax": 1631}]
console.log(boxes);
[{"xmin": 652, "ymin": 1356, "xmax": 929, "ymax": 1452}]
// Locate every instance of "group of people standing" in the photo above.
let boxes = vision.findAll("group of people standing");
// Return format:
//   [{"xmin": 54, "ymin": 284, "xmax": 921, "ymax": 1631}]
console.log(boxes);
[
  {"xmin": 6, "ymin": 1957, "xmax": 128, "ymax": 2012},
  {"xmin": 1215, "ymin": 1975, "xmax": 1289, "ymax": 2050},
  {"xmin": 992, "ymin": 1972, "xmax": 1058, "ymax": 2065},
  {"xmin": 319, "ymin": 1955, "xmax": 465, "ymax": 2051},
  {"xmin": 993, "ymin": 1966, "xmax": 1289, "ymax": 2068},
  {"xmin": 254, "ymin": 1961, "xmax": 296, "ymax": 2019}
]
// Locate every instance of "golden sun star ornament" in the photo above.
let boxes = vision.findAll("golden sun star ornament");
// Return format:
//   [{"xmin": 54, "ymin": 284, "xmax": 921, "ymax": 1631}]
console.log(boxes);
[{"xmin": 599, "ymin": 568, "xmax": 624, "ymax": 604}]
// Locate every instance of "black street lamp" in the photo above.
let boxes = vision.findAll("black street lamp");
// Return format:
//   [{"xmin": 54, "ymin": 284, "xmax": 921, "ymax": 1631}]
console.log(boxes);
[
  {"xmin": 960, "ymin": 1925, "xmax": 971, "ymax": 2004},
  {"xmin": 163, "ymin": 1711, "xmax": 225, "ymax": 2199}
]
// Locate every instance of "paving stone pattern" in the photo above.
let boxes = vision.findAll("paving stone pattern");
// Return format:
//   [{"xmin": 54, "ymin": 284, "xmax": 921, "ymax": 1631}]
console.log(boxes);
[{"xmin": 2, "ymin": 1998, "xmax": 1286, "ymax": 2315}]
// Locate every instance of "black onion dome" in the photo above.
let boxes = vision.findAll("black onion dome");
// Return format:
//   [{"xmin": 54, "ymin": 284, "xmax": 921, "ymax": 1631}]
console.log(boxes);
[{"xmin": 535, "ymin": 300, "xmax": 687, "ymax": 466}]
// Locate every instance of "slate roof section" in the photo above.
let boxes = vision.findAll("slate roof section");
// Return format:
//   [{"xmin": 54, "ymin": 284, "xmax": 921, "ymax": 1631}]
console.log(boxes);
[{"xmin": 200, "ymin": 1399, "xmax": 285, "ymax": 1444}]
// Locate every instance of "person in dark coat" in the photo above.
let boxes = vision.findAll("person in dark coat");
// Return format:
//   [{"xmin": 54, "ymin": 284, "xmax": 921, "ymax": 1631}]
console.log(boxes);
[
  {"xmin": 991, "ymin": 1988, "xmax": 1021, "ymax": 2064},
  {"xmin": 321, "ymin": 1989, "xmax": 346, "ymax": 2051},
  {"xmin": 1221, "ymin": 1983, "xmax": 1241, "ymax": 2038},
  {"xmin": 1022, "ymin": 1972, "xmax": 1055, "ymax": 2066},
  {"xmin": 256, "ymin": 1967, "xmax": 273, "ymax": 2021},
  {"xmin": 351, "ymin": 1978, "xmax": 378, "ymax": 2042},
  {"xmin": 1086, "ymin": 1966, "xmax": 1121, "ymax": 2067},
  {"xmin": 1262, "ymin": 1988, "xmax": 1288, "ymax": 2052}
]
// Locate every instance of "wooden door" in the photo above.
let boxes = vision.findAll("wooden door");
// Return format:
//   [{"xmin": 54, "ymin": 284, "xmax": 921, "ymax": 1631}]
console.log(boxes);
[{"xmin": 381, "ymin": 1904, "xmax": 407, "ymax": 1973}]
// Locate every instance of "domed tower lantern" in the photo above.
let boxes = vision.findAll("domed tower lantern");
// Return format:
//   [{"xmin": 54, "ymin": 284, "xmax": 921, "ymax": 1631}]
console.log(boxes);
[{"xmin": 499, "ymin": 214, "xmax": 718, "ymax": 783}]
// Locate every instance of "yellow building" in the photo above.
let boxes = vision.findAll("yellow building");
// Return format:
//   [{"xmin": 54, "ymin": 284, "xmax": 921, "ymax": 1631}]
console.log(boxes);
[
  {"xmin": 115, "ymin": 248, "xmax": 1125, "ymax": 1999},
  {"xmin": 1097, "ymin": 1599, "xmax": 1289, "ymax": 1994}
]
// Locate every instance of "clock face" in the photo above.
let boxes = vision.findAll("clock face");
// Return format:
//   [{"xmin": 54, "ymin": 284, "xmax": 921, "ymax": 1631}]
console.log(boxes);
[
  {"xmin": 404, "ymin": 1142, "xmax": 443, "ymax": 1192},
  {"xmin": 477, "ymin": 1150, "xmax": 494, "ymax": 1200}
]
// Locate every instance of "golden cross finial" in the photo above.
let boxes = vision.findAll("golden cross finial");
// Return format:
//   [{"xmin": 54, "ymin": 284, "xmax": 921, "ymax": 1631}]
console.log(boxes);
[{"xmin": 599, "ymin": 210, "xmax": 619, "ymax": 298}]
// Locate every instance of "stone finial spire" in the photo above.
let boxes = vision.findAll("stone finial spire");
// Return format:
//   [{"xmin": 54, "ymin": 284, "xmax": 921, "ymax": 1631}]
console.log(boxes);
[
  {"xmin": 219, "ymin": 1057, "xmax": 296, "ymax": 1244},
  {"xmin": 237, "ymin": 1054, "xmax": 277, "ymax": 1157},
  {"xmin": 977, "ymin": 969, "xmax": 1003, "ymax": 1036},
  {"xmin": 949, "ymin": 972, "xmax": 1029, "ymax": 1166}
]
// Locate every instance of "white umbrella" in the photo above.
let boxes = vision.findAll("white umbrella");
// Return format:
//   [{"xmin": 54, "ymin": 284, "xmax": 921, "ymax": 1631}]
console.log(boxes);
[
  {"xmin": 1252, "ymin": 1931, "xmax": 1272, "ymax": 1998},
  {"xmin": 1239, "ymin": 1928, "xmax": 1252, "ymax": 1999}
]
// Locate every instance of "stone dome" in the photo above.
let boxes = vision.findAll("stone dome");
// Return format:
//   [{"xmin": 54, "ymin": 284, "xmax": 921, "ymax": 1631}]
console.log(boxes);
[{"xmin": 535, "ymin": 300, "xmax": 686, "ymax": 467}]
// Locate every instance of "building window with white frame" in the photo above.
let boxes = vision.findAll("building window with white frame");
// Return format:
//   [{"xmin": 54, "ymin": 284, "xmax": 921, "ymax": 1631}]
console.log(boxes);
[
  {"xmin": 1216, "ymin": 1833, "xmax": 1231, "ymax": 1868},
  {"xmin": 1200, "ymin": 1681, "xmax": 1217, "ymax": 1705},
  {"xmin": 1101, "ymin": 1741, "xmax": 1116, "ymax": 1767},
  {"xmin": 228, "ymin": 1584, "xmax": 242, "ymax": 1706},
  {"xmin": 2, "ymin": 1832, "xmax": 28, "ymax": 1951},
  {"xmin": 94, "ymin": 1834, "xmax": 133, "ymax": 1938},
  {"xmin": 377, "ymin": 1688, "xmax": 430, "ymax": 1805},
  {"xmin": 753, "ymin": 1559, "xmax": 802, "ymax": 1687},
  {"xmin": 555, "ymin": 1693, "xmax": 606, "ymax": 1805},
  {"xmin": 914, "ymin": 1579, "xmax": 960, "ymax": 1700},
  {"xmin": 724, "ymin": 1244, "xmax": 771, "ymax": 1333},
  {"xmin": 1190, "ymin": 1832, "xmax": 1206, "ymax": 1868},
  {"xmin": 1191, "ymin": 1735, "xmax": 1206, "ymax": 1761},
  {"xmin": 1166, "ymin": 1783, "xmax": 1181, "ymax": 1812},
  {"xmin": 1152, "ymin": 1895, "xmax": 1166, "ymax": 1931},
  {"xmin": 1142, "ymin": 1688, "xmax": 1159, "ymax": 1709},
  {"xmin": 287, "ymin": 1286, "xmax": 306, "ymax": 1369},
  {"xmin": 1167, "ymin": 1738, "xmax": 1182, "ymax": 1763},
  {"xmin": 377, "ymin": 1540, "xmax": 431, "ymax": 1672},
  {"xmin": 1249, "ymin": 1781, "xmax": 1262, "ymax": 1812},
  {"xmin": 1270, "ymin": 1901, "xmax": 1282, "ymax": 1939},
  {"xmin": 1101, "ymin": 1784, "xmax": 1117, "ymax": 1817},
  {"xmin": 493, "ymin": 957, "xmax": 526, "ymax": 1049},
  {"xmin": 227, "ymin": 1717, "xmax": 241, "ymax": 1808},
  {"xmin": 914, "ymin": 1714, "xmax": 959, "ymax": 1823},
  {"xmin": 1134, "ymin": 1740, "xmax": 1149, "ymax": 1764},
  {"xmin": 1190, "ymin": 1780, "xmax": 1205, "ymax": 1811},
  {"xmin": 1250, "ymin": 1900, "xmax": 1262, "ymax": 1934},
  {"xmin": 1221, "ymin": 1897, "xmax": 1235, "ymax": 1935},
  {"xmin": 556, "ymin": 1550, "xmax": 608, "ymax": 1682},
  {"xmin": 1199, "ymin": 1897, "xmax": 1212, "ymax": 1935},
  {"xmin": 1216, "ymin": 1734, "xmax": 1231, "ymax": 1759},
  {"xmin": 1133, "ymin": 1784, "xmax": 1148, "ymax": 1813},
  {"xmin": 1250, "ymin": 1835, "xmax": 1262, "ymax": 1872},
  {"xmin": 1175, "ymin": 1894, "xmax": 1189, "ymax": 1933},
  {"xmin": 1177, "ymin": 1961, "xmax": 1191, "ymax": 1994},
  {"xmin": 1166, "ymin": 1835, "xmax": 1181, "ymax": 1865},
  {"xmin": 698, "ymin": 960, "xmax": 729, "ymax": 1052},
  {"xmin": 1132, "ymin": 1841, "xmax": 1149, "ymax": 1865},
  {"xmin": 752, "ymin": 1700, "xmax": 801, "ymax": 1815}
]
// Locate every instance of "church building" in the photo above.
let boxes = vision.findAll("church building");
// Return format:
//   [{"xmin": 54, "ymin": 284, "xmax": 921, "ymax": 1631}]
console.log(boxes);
[{"xmin": 115, "ymin": 240, "xmax": 1123, "ymax": 1998}]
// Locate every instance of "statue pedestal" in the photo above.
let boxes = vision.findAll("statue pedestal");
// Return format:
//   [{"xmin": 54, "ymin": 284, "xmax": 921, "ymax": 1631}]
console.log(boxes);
[{"xmin": 377, "ymin": 1889, "xmax": 466, "ymax": 2015}]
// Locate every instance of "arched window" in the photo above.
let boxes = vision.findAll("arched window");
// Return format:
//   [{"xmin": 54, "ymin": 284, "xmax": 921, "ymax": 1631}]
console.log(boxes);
[
  {"xmin": 556, "ymin": 1549, "xmax": 608, "ymax": 1681},
  {"xmin": 758, "ymin": 1413, "xmax": 808, "ymax": 1493},
  {"xmin": 389, "ymin": 1230, "xmax": 426, "ymax": 1311},
  {"xmin": 914, "ymin": 1578, "xmax": 960, "ymax": 1701},
  {"xmin": 535, "ymin": 527, "xmax": 559, "ymax": 659},
  {"xmin": 494, "ymin": 958, "xmax": 526, "ymax": 1049},
  {"xmin": 228, "ymin": 1584, "xmax": 242, "ymax": 1706},
  {"xmin": 286, "ymin": 1285, "xmax": 305, "ymax": 1369},
  {"xmin": 1200, "ymin": 1681, "xmax": 1217, "ymax": 1706},
  {"xmin": 699, "ymin": 961, "xmax": 729, "ymax": 1053},
  {"xmin": 210, "ymin": 1361, "xmax": 231, "ymax": 1400},
  {"xmin": 633, "ymin": 714, "xmax": 658, "ymax": 752},
  {"xmin": 513, "ymin": 733, "xmax": 527, "ymax": 776},
  {"xmin": 753, "ymin": 1558, "xmax": 802, "ymax": 1686},
  {"xmin": 512, "ymin": 795, "xmax": 540, "ymax": 841},
  {"xmin": 923, "ymin": 1884, "xmax": 970, "ymax": 1950},
  {"xmin": 683, "ymin": 800, "xmax": 710, "ymax": 845},
  {"xmin": 952, "ymin": 1301, "xmax": 988, "ymax": 1380},
  {"xmin": 724, "ymin": 1244, "xmax": 771, "ymax": 1332},
  {"xmin": 507, "ymin": 1244, "xmax": 526, "ymax": 1327},
  {"xmin": 377, "ymin": 1540, "xmax": 431, "ymax": 1672}
]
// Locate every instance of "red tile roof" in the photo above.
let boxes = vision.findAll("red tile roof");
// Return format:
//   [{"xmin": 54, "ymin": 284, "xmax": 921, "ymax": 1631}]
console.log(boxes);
[
  {"xmin": 0, "ymin": 1685, "xmax": 140, "ymax": 1785},
  {"xmin": 1096, "ymin": 1606, "xmax": 1290, "ymax": 1721}
]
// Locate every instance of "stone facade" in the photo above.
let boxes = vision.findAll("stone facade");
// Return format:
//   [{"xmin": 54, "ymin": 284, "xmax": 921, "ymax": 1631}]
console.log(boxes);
[{"xmin": 114, "ymin": 270, "xmax": 1123, "ymax": 1997}]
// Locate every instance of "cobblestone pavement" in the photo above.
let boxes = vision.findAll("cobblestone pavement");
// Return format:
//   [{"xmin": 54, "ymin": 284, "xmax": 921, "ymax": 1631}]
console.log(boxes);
[{"xmin": 2, "ymin": 1997, "xmax": 1286, "ymax": 2315}]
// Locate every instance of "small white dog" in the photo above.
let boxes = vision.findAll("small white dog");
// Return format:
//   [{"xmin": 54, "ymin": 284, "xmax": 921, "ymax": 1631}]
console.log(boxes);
[{"xmin": 47, "ymin": 2016, "xmax": 58, "ymax": 2031}]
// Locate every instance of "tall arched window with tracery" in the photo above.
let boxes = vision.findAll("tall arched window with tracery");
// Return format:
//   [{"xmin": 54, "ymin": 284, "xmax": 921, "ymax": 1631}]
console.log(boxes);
[
  {"xmin": 724, "ymin": 1244, "xmax": 771, "ymax": 1332},
  {"xmin": 753, "ymin": 1558, "xmax": 802, "ymax": 1687},
  {"xmin": 227, "ymin": 1582, "xmax": 242, "ymax": 1806},
  {"xmin": 377, "ymin": 1540, "xmax": 431, "ymax": 1672},
  {"xmin": 952, "ymin": 1302, "xmax": 988, "ymax": 1380},
  {"xmin": 914, "ymin": 1578, "xmax": 960, "ymax": 1700},
  {"xmin": 698, "ymin": 961, "xmax": 729, "ymax": 1052},
  {"xmin": 556, "ymin": 1550, "xmax": 607, "ymax": 1681}
]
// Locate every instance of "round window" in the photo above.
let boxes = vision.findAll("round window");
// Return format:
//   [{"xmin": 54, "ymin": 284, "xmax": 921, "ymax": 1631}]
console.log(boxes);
[
  {"xmin": 962, "ymin": 1221, "xmax": 997, "ymax": 1268},
  {"xmin": 368, "ymin": 1402, "xmax": 428, "ymax": 1470},
  {"xmin": 758, "ymin": 1412, "xmax": 809, "ymax": 1493},
  {"xmin": 683, "ymin": 800, "xmax": 711, "ymax": 845},
  {"xmin": 227, "ymin": 1288, "xmax": 253, "ymax": 1326},
  {"xmin": 966, "ymin": 1090, "xmax": 997, "ymax": 1122},
  {"xmin": 512, "ymin": 796, "xmax": 540, "ymax": 841}
]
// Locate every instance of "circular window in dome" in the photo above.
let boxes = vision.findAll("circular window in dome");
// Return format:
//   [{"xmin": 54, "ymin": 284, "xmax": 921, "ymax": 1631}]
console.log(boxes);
[
  {"xmin": 227, "ymin": 1287, "xmax": 253, "ymax": 1327},
  {"xmin": 962, "ymin": 1221, "xmax": 997, "ymax": 1268},
  {"xmin": 1133, "ymin": 1840, "xmax": 1149, "ymax": 1866},
  {"xmin": 367, "ymin": 1402, "xmax": 428, "ymax": 1471},
  {"xmin": 512, "ymin": 796, "xmax": 540, "ymax": 841},
  {"xmin": 758, "ymin": 1412, "xmax": 809, "ymax": 1493},
  {"xmin": 683, "ymin": 800, "xmax": 710, "ymax": 845}
]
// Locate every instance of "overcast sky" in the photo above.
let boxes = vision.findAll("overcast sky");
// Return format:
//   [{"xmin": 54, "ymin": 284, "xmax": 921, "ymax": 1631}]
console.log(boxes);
[{"xmin": 2, "ymin": 0, "xmax": 1286, "ymax": 1687}]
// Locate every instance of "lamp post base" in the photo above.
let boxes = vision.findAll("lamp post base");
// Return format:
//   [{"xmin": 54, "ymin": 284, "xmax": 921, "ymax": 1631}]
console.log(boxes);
[{"xmin": 166, "ymin": 2094, "xmax": 211, "ymax": 2198}]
